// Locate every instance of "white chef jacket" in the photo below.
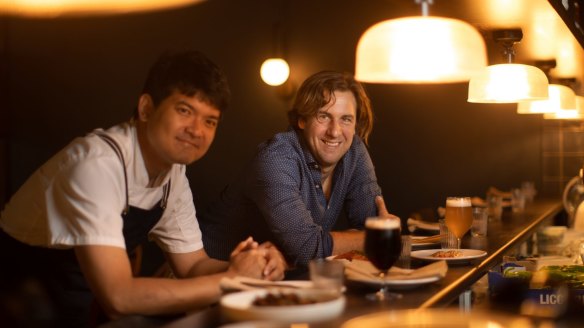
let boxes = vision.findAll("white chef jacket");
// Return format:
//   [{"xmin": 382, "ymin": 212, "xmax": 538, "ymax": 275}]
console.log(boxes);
[{"xmin": 0, "ymin": 121, "xmax": 203, "ymax": 254}]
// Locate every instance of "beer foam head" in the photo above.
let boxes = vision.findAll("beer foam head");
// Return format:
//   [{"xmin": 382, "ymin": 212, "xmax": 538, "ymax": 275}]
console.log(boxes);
[
  {"xmin": 446, "ymin": 197, "xmax": 471, "ymax": 207},
  {"xmin": 365, "ymin": 217, "xmax": 401, "ymax": 229}
]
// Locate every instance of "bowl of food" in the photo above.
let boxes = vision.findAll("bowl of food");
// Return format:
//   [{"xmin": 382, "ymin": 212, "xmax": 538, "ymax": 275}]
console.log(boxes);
[{"xmin": 220, "ymin": 288, "xmax": 345, "ymax": 323}]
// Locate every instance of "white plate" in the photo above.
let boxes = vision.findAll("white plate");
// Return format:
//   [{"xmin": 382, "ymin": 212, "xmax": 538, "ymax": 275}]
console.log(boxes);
[
  {"xmin": 411, "ymin": 249, "xmax": 487, "ymax": 263},
  {"xmin": 346, "ymin": 272, "xmax": 441, "ymax": 290},
  {"xmin": 338, "ymin": 259, "xmax": 445, "ymax": 290},
  {"xmin": 220, "ymin": 289, "xmax": 345, "ymax": 324}
]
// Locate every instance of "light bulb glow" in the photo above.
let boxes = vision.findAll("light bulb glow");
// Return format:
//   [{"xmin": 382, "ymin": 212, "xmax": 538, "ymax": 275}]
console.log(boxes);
[
  {"xmin": 517, "ymin": 84, "xmax": 576, "ymax": 114},
  {"xmin": 260, "ymin": 58, "xmax": 290, "ymax": 86},
  {"xmin": 0, "ymin": 0, "xmax": 204, "ymax": 16},
  {"xmin": 468, "ymin": 64, "xmax": 549, "ymax": 103},
  {"xmin": 543, "ymin": 96, "xmax": 584, "ymax": 119}
]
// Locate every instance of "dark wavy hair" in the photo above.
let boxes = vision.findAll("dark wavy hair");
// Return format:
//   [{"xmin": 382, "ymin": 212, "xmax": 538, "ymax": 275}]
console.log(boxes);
[
  {"xmin": 287, "ymin": 71, "xmax": 373, "ymax": 144},
  {"xmin": 139, "ymin": 50, "xmax": 230, "ymax": 116}
]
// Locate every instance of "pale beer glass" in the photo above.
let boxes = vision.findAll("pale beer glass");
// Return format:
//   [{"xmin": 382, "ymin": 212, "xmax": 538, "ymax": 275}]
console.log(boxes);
[
  {"xmin": 444, "ymin": 197, "xmax": 473, "ymax": 249},
  {"xmin": 363, "ymin": 217, "xmax": 402, "ymax": 301}
]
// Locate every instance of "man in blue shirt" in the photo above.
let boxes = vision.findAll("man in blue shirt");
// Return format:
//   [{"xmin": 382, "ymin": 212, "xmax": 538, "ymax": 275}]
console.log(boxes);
[{"xmin": 200, "ymin": 71, "xmax": 392, "ymax": 272}]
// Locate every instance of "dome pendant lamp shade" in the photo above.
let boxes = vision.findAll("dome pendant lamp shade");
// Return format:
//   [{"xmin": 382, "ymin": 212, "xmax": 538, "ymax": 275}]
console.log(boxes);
[
  {"xmin": 467, "ymin": 64, "xmax": 549, "ymax": 103},
  {"xmin": 0, "ymin": 0, "xmax": 205, "ymax": 16},
  {"xmin": 543, "ymin": 96, "xmax": 584, "ymax": 120},
  {"xmin": 355, "ymin": 5, "xmax": 487, "ymax": 84},
  {"xmin": 467, "ymin": 28, "xmax": 549, "ymax": 103},
  {"xmin": 517, "ymin": 84, "xmax": 577, "ymax": 114}
]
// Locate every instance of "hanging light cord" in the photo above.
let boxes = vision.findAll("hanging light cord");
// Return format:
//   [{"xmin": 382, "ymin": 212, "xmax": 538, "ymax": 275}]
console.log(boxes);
[
  {"xmin": 492, "ymin": 29, "xmax": 523, "ymax": 64},
  {"xmin": 501, "ymin": 42, "xmax": 516, "ymax": 63},
  {"xmin": 415, "ymin": 0, "xmax": 433, "ymax": 16}
]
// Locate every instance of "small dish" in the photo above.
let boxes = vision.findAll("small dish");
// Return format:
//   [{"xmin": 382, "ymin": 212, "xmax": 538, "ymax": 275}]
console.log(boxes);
[
  {"xmin": 337, "ymin": 258, "xmax": 446, "ymax": 290},
  {"xmin": 346, "ymin": 272, "xmax": 441, "ymax": 290},
  {"xmin": 220, "ymin": 289, "xmax": 345, "ymax": 323}
]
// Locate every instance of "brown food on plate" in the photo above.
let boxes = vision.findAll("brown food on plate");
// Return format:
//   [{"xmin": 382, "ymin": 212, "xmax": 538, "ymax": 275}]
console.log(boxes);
[
  {"xmin": 431, "ymin": 250, "xmax": 463, "ymax": 258},
  {"xmin": 332, "ymin": 250, "xmax": 368, "ymax": 261},
  {"xmin": 252, "ymin": 292, "xmax": 318, "ymax": 306}
]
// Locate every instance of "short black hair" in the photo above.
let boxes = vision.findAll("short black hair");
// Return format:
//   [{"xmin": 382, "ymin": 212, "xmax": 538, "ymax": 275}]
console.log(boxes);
[{"xmin": 142, "ymin": 50, "xmax": 230, "ymax": 113}]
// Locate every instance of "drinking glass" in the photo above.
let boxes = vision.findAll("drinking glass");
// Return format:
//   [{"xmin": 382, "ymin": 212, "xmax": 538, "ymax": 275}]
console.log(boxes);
[
  {"xmin": 363, "ymin": 217, "xmax": 402, "ymax": 301},
  {"xmin": 471, "ymin": 207, "xmax": 488, "ymax": 237},
  {"xmin": 444, "ymin": 197, "xmax": 473, "ymax": 249}
]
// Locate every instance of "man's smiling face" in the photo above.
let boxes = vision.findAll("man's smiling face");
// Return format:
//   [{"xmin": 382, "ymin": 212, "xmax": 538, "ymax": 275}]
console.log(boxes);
[{"xmin": 298, "ymin": 90, "xmax": 356, "ymax": 171}]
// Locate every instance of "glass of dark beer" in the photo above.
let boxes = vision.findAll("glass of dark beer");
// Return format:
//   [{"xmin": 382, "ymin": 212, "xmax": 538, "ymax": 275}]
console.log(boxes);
[{"xmin": 364, "ymin": 216, "xmax": 402, "ymax": 301}]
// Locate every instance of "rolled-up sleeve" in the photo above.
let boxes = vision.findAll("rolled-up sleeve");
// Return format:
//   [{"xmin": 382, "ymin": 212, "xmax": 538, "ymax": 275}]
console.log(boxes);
[{"xmin": 150, "ymin": 171, "xmax": 203, "ymax": 254}]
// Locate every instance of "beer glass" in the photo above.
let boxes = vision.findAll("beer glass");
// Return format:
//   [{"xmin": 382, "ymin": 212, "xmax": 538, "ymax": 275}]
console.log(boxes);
[
  {"xmin": 444, "ymin": 197, "xmax": 473, "ymax": 249},
  {"xmin": 363, "ymin": 217, "xmax": 402, "ymax": 301}
]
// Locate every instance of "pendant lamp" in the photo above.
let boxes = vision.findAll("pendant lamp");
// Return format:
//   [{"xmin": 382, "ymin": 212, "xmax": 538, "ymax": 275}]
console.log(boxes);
[
  {"xmin": 0, "ymin": 0, "xmax": 204, "ymax": 16},
  {"xmin": 543, "ymin": 96, "xmax": 584, "ymax": 120},
  {"xmin": 517, "ymin": 84, "xmax": 576, "ymax": 114},
  {"xmin": 467, "ymin": 29, "xmax": 549, "ymax": 103},
  {"xmin": 355, "ymin": 0, "xmax": 487, "ymax": 83}
]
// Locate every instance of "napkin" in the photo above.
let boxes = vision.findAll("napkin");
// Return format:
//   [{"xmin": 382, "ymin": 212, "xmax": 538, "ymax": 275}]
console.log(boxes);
[
  {"xmin": 220, "ymin": 276, "xmax": 313, "ymax": 292},
  {"xmin": 407, "ymin": 218, "xmax": 440, "ymax": 233},
  {"xmin": 339, "ymin": 259, "xmax": 448, "ymax": 282}
]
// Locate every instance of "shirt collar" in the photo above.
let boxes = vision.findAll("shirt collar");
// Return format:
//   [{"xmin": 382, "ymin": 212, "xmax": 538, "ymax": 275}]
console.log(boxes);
[{"xmin": 129, "ymin": 121, "xmax": 172, "ymax": 188}]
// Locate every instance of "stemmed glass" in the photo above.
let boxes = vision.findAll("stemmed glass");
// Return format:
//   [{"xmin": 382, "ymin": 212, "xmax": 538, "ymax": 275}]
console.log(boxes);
[
  {"xmin": 444, "ymin": 197, "xmax": 473, "ymax": 249},
  {"xmin": 363, "ymin": 216, "xmax": 403, "ymax": 301}
]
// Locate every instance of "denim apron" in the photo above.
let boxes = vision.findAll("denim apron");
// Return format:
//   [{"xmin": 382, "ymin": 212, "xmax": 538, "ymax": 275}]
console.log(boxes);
[{"xmin": 0, "ymin": 133, "xmax": 170, "ymax": 327}]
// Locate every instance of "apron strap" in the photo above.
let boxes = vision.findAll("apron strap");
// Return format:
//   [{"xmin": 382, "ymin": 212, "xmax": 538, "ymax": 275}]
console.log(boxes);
[
  {"xmin": 95, "ymin": 132, "xmax": 130, "ymax": 215},
  {"xmin": 95, "ymin": 131, "xmax": 172, "ymax": 213}
]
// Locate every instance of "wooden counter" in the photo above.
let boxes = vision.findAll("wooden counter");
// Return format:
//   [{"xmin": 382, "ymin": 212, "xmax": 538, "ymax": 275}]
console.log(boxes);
[{"xmin": 100, "ymin": 198, "xmax": 564, "ymax": 328}]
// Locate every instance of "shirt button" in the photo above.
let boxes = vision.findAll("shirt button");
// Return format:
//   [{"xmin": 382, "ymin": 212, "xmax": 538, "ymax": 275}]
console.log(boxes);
[{"xmin": 315, "ymin": 184, "xmax": 321, "ymax": 189}]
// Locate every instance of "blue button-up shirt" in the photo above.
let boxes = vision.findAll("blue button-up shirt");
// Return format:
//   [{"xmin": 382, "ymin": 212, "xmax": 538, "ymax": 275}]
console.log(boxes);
[{"xmin": 200, "ymin": 128, "xmax": 382, "ymax": 267}]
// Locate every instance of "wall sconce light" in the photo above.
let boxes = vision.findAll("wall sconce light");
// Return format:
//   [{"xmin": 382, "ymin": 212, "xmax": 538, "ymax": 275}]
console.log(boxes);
[
  {"xmin": 0, "ymin": 0, "xmax": 204, "ymax": 17},
  {"xmin": 468, "ymin": 29, "xmax": 549, "ymax": 103},
  {"xmin": 354, "ymin": 0, "xmax": 487, "ymax": 83},
  {"xmin": 260, "ymin": 58, "xmax": 290, "ymax": 86},
  {"xmin": 259, "ymin": 0, "xmax": 295, "ymax": 100}
]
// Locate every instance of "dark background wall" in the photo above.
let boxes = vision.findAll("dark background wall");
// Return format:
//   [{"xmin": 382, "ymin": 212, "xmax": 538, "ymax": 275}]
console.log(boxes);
[{"xmin": 0, "ymin": 0, "xmax": 562, "ymax": 222}]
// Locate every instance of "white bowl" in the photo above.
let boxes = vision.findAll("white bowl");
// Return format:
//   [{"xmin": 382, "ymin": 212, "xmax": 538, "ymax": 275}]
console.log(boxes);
[{"xmin": 220, "ymin": 289, "xmax": 345, "ymax": 324}]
